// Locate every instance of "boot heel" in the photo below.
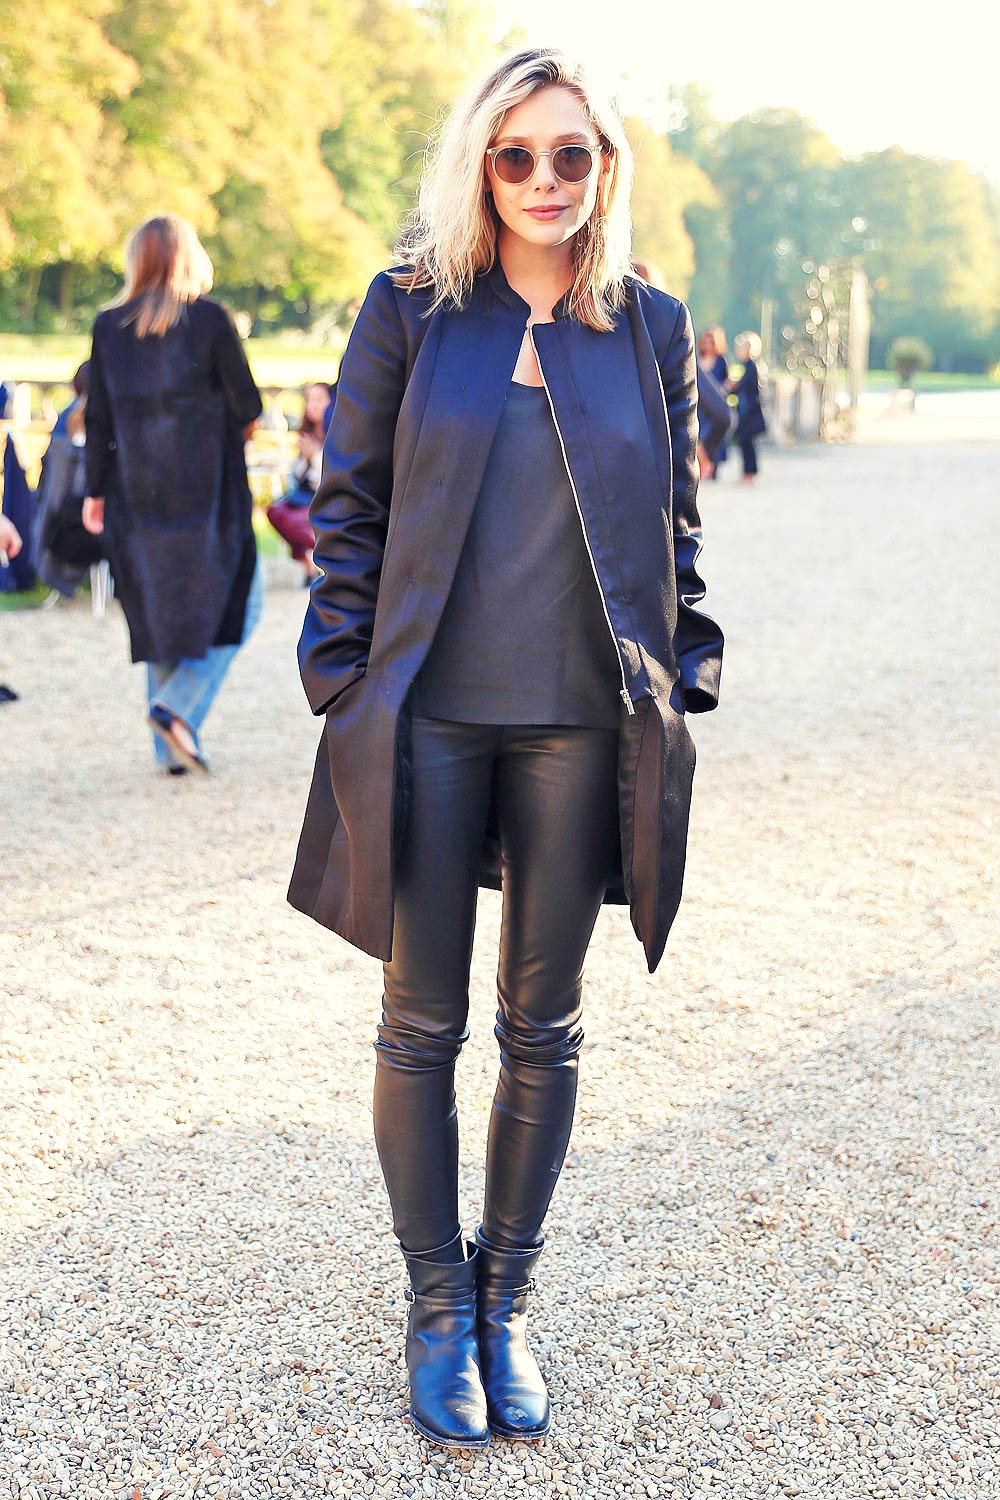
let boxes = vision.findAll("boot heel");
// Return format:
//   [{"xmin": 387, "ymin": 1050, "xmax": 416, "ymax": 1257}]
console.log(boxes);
[{"xmin": 401, "ymin": 1235, "xmax": 490, "ymax": 1449}]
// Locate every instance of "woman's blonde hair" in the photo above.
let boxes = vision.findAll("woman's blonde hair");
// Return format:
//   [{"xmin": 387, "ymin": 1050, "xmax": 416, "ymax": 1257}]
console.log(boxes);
[
  {"xmin": 111, "ymin": 214, "xmax": 214, "ymax": 338},
  {"xmin": 706, "ymin": 325, "xmax": 728, "ymax": 355},
  {"xmin": 391, "ymin": 46, "xmax": 635, "ymax": 333}
]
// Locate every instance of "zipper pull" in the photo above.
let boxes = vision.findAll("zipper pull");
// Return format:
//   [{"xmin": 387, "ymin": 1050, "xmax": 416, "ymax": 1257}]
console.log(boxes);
[{"xmin": 620, "ymin": 686, "xmax": 635, "ymax": 715}]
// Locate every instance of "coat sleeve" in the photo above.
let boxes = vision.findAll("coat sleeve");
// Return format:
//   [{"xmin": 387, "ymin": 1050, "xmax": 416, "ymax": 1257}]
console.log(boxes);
[
  {"xmin": 298, "ymin": 271, "xmax": 406, "ymax": 715},
  {"xmin": 658, "ymin": 302, "xmax": 724, "ymax": 713},
  {"xmin": 84, "ymin": 319, "xmax": 114, "ymax": 499}
]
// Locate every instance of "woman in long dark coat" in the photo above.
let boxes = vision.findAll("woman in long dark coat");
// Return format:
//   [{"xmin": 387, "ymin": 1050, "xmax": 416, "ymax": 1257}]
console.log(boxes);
[
  {"xmin": 730, "ymin": 331, "xmax": 767, "ymax": 484},
  {"xmin": 83, "ymin": 215, "xmax": 264, "ymax": 772},
  {"xmin": 289, "ymin": 48, "xmax": 723, "ymax": 1449}
]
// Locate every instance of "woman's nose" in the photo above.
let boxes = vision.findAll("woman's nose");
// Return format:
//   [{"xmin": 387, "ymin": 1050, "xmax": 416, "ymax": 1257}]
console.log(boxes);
[{"xmin": 530, "ymin": 154, "xmax": 560, "ymax": 188}]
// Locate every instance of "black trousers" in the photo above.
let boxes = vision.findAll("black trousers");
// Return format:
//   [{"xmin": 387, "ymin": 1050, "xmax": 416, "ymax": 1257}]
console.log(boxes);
[
  {"xmin": 739, "ymin": 434, "xmax": 759, "ymax": 475},
  {"xmin": 373, "ymin": 713, "xmax": 619, "ymax": 1255}
]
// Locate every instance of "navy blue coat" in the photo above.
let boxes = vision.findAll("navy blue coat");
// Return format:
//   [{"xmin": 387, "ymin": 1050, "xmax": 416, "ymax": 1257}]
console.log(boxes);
[
  {"xmin": 287, "ymin": 258, "xmax": 724, "ymax": 973},
  {"xmin": 85, "ymin": 297, "xmax": 263, "ymax": 663}
]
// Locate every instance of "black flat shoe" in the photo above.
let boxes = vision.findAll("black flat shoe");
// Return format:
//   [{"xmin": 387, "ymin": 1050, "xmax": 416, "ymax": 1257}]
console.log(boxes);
[{"xmin": 149, "ymin": 707, "xmax": 209, "ymax": 774}]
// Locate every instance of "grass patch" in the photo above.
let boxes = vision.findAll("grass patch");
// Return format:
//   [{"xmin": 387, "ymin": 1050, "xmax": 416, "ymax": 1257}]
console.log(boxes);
[
  {"xmin": 841, "ymin": 368, "xmax": 1000, "ymax": 393},
  {"xmin": 5, "ymin": 334, "xmax": 997, "ymax": 394},
  {"xmin": 0, "ymin": 580, "xmax": 51, "ymax": 611},
  {"xmin": 0, "ymin": 333, "xmax": 345, "ymax": 391}
]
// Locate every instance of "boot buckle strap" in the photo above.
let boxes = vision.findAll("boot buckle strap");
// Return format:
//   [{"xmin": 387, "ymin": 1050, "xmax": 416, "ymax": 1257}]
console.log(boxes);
[{"xmin": 404, "ymin": 1286, "xmax": 478, "ymax": 1307}]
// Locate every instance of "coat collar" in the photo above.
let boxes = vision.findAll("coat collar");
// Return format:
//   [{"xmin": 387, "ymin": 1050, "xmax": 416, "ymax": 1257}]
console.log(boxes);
[{"xmin": 483, "ymin": 253, "xmax": 574, "ymax": 323}]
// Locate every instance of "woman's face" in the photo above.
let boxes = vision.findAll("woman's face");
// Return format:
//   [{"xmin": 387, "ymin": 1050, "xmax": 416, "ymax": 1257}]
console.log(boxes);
[
  {"xmin": 303, "ymin": 384, "xmax": 328, "ymax": 423},
  {"xmin": 698, "ymin": 332, "xmax": 717, "ymax": 360},
  {"xmin": 485, "ymin": 85, "xmax": 610, "ymax": 253}
]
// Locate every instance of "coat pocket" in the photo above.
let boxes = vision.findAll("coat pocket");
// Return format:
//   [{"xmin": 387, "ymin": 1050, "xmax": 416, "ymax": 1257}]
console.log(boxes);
[
  {"xmin": 626, "ymin": 692, "xmax": 697, "ymax": 971},
  {"xmin": 323, "ymin": 672, "xmax": 374, "ymax": 847},
  {"xmin": 617, "ymin": 696, "xmax": 652, "ymax": 908}
]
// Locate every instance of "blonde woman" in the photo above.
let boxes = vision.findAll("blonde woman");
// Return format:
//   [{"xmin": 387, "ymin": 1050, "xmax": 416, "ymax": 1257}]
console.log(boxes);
[
  {"xmin": 729, "ymin": 331, "xmax": 766, "ymax": 484},
  {"xmin": 289, "ymin": 48, "xmax": 723, "ymax": 1447},
  {"xmin": 82, "ymin": 214, "xmax": 264, "ymax": 773}
]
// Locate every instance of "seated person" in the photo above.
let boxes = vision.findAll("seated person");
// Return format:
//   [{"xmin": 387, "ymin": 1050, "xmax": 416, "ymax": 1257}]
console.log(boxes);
[{"xmin": 266, "ymin": 380, "xmax": 334, "ymax": 584}]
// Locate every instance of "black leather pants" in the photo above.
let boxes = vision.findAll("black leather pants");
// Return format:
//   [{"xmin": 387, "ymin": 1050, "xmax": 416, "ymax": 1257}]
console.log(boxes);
[{"xmin": 373, "ymin": 713, "xmax": 619, "ymax": 1255}]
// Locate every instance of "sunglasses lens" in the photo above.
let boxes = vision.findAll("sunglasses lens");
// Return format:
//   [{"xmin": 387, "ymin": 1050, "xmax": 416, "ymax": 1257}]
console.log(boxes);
[
  {"xmin": 494, "ymin": 147, "xmax": 534, "ymax": 183},
  {"xmin": 553, "ymin": 145, "xmax": 594, "ymax": 182}
]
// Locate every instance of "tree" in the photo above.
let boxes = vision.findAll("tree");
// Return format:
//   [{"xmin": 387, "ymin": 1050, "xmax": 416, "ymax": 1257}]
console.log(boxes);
[
  {"xmin": 886, "ymin": 336, "xmax": 933, "ymax": 385},
  {"xmin": 625, "ymin": 117, "xmax": 716, "ymax": 301},
  {"xmin": 713, "ymin": 108, "xmax": 842, "ymax": 344},
  {"xmin": 319, "ymin": 0, "xmax": 495, "ymax": 251},
  {"xmin": 0, "ymin": 0, "xmax": 136, "ymax": 320},
  {"xmin": 839, "ymin": 149, "xmax": 1000, "ymax": 371}
]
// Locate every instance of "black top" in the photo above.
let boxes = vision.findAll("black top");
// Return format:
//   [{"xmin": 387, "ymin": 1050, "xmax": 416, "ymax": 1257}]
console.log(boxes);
[{"xmin": 410, "ymin": 379, "xmax": 622, "ymax": 728}]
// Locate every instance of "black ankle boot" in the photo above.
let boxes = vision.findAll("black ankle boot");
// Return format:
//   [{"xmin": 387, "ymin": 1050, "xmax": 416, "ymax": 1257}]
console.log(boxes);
[
  {"xmin": 400, "ymin": 1234, "xmax": 490, "ymax": 1449},
  {"xmin": 473, "ymin": 1226, "xmax": 551, "ymax": 1439}
]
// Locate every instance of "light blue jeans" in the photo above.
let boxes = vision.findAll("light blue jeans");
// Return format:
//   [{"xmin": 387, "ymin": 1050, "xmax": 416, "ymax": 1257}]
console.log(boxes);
[{"xmin": 146, "ymin": 557, "xmax": 265, "ymax": 767}]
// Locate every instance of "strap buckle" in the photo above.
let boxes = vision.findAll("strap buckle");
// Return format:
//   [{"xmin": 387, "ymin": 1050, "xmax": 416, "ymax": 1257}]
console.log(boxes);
[{"xmin": 404, "ymin": 1288, "xmax": 414, "ymax": 1303}]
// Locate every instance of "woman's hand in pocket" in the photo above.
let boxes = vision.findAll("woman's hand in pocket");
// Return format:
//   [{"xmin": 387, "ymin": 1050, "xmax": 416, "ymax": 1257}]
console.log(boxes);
[{"xmin": 82, "ymin": 498, "xmax": 105, "ymax": 535}]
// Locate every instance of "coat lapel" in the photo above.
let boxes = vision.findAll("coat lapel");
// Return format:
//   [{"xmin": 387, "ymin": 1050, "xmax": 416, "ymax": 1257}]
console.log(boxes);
[{"xmin": 367, "ymin": 281, "xmax": 526, "ymax": 683}]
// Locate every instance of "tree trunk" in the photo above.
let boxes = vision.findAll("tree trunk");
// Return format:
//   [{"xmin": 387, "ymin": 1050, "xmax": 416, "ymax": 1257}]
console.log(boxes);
[
  {"xmin": 59, "ymin": 263, "xmax": 74, "ymax": 322},
  {"xmin": 19, "ymin": 266, "xmax": 42, "ymax": 329}
]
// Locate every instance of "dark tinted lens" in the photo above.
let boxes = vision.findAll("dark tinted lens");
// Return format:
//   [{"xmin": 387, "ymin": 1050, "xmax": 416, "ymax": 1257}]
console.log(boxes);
[
  {"xmin": 553, "ymin": 145, "xmax": 594, "ymax": 182},
  {"xmin": 494, "ymin": 147, "xmax": 534, "ymax": 183}
]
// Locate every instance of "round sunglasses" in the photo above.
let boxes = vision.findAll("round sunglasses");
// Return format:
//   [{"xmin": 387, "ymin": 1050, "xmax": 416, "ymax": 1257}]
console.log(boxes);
[{"xmin": 485, "ymin": 142, "xmax": 606, "ymax": 186}]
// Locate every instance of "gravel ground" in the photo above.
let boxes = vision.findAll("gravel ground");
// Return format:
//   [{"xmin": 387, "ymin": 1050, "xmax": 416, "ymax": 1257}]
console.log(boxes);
[{"xmin": 1, "ymin": 411, "xmax": 998, "ymax": 1500}]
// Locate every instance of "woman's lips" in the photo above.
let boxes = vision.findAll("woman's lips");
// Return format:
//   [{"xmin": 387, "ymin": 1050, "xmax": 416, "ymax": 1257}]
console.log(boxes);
[{"xmin": 526, "ymin": 205, "xmax": 568, "ymax": 219}]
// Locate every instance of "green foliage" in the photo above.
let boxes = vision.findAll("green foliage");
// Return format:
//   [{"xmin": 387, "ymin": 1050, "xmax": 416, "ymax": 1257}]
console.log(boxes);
[
  {"xmin": 668, "ymin": 99, "xmax": 1000, "ymax": 374},
  {"xmin": 1, "ymin": 11, "xmax": 999, "ymax": 372},
  {"xmin": 839, "ymin": 150, "xmax": 1000, "ymax": 370},
  {"xmin": 0, "ymin": 0, "xmax": 490, "ymax": 333},
  {"xmin": 713, "ymin": 108, "xmax": 843, "ymax": 347},
  {"xmin": 0, "ymin": 0, "xmax": 136, "ymax": 296},
  {"xmin": 626, "ymin": 117, "xmax": 716, "ymax": 297},
  {"xmin": 886, "ymin": 336, "xmax": 934, "ymax": 384}
]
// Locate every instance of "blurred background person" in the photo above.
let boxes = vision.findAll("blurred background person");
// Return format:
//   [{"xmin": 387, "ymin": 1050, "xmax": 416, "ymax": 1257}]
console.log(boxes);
[
  {"xmin": 35, "ymin": 360, "xmax": 106, "ymax": 597},
  {"xmin": 698, "ymin": 326, "xmax": 729, "ymax": 387},
  {"xmin": 695, "ymin": 358, "xmax": 735, "ymax": 480},
  {"xmin": 82, "ymin": 213, "xmax": 264, "ymax": 775},
  {"xmin": 0, "ymin": 513, "xmax": 23, "ymax": 702},
  {"xmin": 51, "ymin": 361, "xmax": 90, "ymax": 437},
  {"xmin": 1, "ymin": 381, "xmax": 37, "ymax": 597},
  {"xmin": 698, "ymin": 327, "xmax": 730, "ymax": 476},
  {"xmin": 266, "ymin": 379, "xmax": 335, "ymax": 585},
  {"xmin": 730, "ymin": 331, "xmax": 766, "ymax": 485}
]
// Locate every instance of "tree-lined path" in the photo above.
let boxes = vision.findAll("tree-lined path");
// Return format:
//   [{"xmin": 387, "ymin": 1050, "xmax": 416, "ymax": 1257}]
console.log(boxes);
[{"xmin": 2, "ymin": 410, "xmax": 997, "ymax": 1497}]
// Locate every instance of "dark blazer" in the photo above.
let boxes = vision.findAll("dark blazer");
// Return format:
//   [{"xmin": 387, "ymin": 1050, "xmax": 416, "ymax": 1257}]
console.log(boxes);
[
  {"xmin": 288, "ymin": 258, "xmax": 724, "ymax": 973},
  {"xmin": 85, "ymin": 296, "xmax": 263, "ymax": 663}
]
